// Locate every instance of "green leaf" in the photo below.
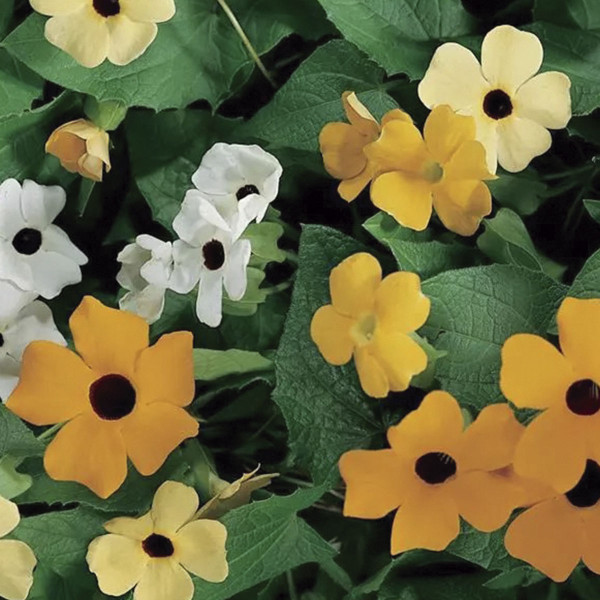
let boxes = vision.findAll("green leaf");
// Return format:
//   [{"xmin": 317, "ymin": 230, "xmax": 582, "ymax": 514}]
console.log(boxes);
[
  {"xmin": 315, "ymin": 0, "xmax": 476, "ymax": 80},
  {"xmin": 534, "ymin": 0, "xmax": 600, "ymax": 30},
  {"xmin": 193, "ymin": 349, "xmax": 273, "ymax": 381},
  {"xmin": 421, "ymin": 265, "xmax": 567, "ymax": 410},
  {"xmin": 566, "ymin": 246, "xmax": 600, "ymax": 299},
  {"xmin": 364, "ymin": 212, "xmax": 477, "ymax": 279},
  {"xmin": 484, "ymin": 566, "xmax": 545, "ymax": 590},
  {"xmin": 242, "ymin": 40, "xmax": 398, "ymax": 152},
  {"xmin": 487, "ymin": 170, "xmax": 549, "ymax": 216},
  {"xmin": 243, "ymin": 222, "xmax": 286, "ymax": 267},
  {"xmin": 0, "ymin": 405, "xmax": 43, "ymax": 458},
  {"xmin": 0, "ymin": 51, "xmax": 43, "ymax": 119},
  {"xmin": 0, "ymin": 455, "xmax": 32, "ymax": 499},
  {"xmin": 0, "ymin": 0, "xmax": 13, "ymax": 38},
  {"xmin": 3, "ymin": 0, "xmax": 329, "ymax": 110},
  {"xmin": 222, "ymin": 267, "xmax": 268, "ymax": 317},
  {"xmin": 584, "ymin": 198, "xmax": 600, "ymax": 223},
  {"xmin": 274, "ymin": 225, "xmax": 380, "ymax": 483}
]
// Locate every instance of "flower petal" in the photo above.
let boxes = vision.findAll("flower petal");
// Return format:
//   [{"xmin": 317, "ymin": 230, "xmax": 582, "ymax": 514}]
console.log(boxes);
[
  {"xmin": 337, "ymin": 168, "xmax": 374, "ymax": 202},
  {"xmin": 497, "ymin": 116, "xmax": 551, "ymax": 173},
  {"xmin": 581, "ymin": 507, "xmax": 600, "ymax": 575},
  {"xmin": 6, "ymin": 341, "xmax": 92, "ymax": 426},
  {"xmin": 0, "ymin": 496, "xmax": 19, "ymax": 538},
  {"xmin": 26, "ymin": 250, "xmax": 83, "ymax": 299},
  {"xmin": 424, "ymin": 106, "xmax": 476, "ymax": 165},
  {"xmin": 106, "ymin": 16, "xmax": 157, "ymax": 67},
  {"xmin": 195, "ymin": 269, "xmax": 223, "ymax": 328},
  {"xmin": 310, "ymin": 305, "xmax": 355, "ymax": 366},
  {"xmin": 0, "ymin": 179, "xmax": 26, "ymax": 239},
  {"xmin": 0, "ymin": 539, "xmax": 36, "ymax": 600},
  {"xmin": 223, "ymin": 239, "xmax": 251, "ymax": 301},
  {"xmin": 41, "ymin": 225, "xmax": 88, "ymax": 265},
  {"xmin": 133, "ymin": 559, "xmax": 194, "ymax": 600},
  {"xmin": 20, "ymin": 180, "xmax": 66, "ymax": 230},
  {"xmin": 104, "ymin": 513, "xmax": 154, "ymax": 540},
  {"xmin": 151, "ymin": 481, "xmax": 200, "ymax": 535},
  {"xmin": 505, "ymin": 497, "xmax": 582, "ymax": 582},
  {"xmin": 515, "ymin": 71, "xmax": 572, "ymax": 129},
  {"xmin": 87, "ymin": 534, "xmax": 148, "ymax": 597},
  {"xmin": 120, "ymin": 0, "xmax": 176, "ymax": 22},
  {"xmin": 433, "ymin": 180, "xmax": 491, "ymax": 236},
  {"xmin": 31, "ymin": 0, "xmax": 86, "ymax": 15},
  {"xmin": 354, "ymin": 346, "xmax": 389, "ymax": 398},
  {"xmin": 443, "ymin": 140, "xmax": 495, "ymax": 182},
  {"xmin": 481, "ymin": 25, "xmax": 543, "ymax": 93},
  {"xmin": 319, "ymin": 122, "xmax": 370, "ymax": 180},
  {"xmin": 339, "ymin": 449, "xmax": 410, "ymax": 519},
  {"xmin": 44, "ymin": 413, "xmax": 128, "ymax": 498},
  {"xmin": 175, "ymin": 520, "xmax": 229, "ymax": 583},
  {"xmin": 119, "ymin": 286, "xmax": 166, "ymax": 325}
]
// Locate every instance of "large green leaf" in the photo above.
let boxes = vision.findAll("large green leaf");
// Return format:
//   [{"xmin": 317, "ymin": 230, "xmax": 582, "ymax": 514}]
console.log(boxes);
[
  {"xmin": 0, "ymin": 405, "xmax": 43, "ymax": 458},
  {"xmin": 487, "ymin": 170, "xmax": 549, "ymax": 217},
  {"xmin": 0, "ymin": 50, "xmax": 43, "ymax": 118},
  {"xmin": 534, "ymin": 0, "xmax": 600, "ymax": 30},
  {"xmin": 567, "ymin": 247, "xmax": 600, "ymax": 299},
  {"xmin": 193, "ymin": 349, "xmax": 273, "ymax": 381}
]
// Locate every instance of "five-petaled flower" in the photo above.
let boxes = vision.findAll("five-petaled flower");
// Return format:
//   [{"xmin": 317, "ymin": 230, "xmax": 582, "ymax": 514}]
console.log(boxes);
[
  {"xmin": 6, "ymin": 296, "xmax": 199, "ymax": 498},
  {"xmin": 340, "ymin": 392, "xmax": 524, "ymax": 553},
  {"xmin": 419, "ymin": 25, "xmax": 571, "ymax": 173},
  {"xmin": 87, "ymin": 480, "xmax": 228, "ymax": 600},
  {"xmin": 310, "ymin": 252, "xmax": 430, "ymax": 398}
]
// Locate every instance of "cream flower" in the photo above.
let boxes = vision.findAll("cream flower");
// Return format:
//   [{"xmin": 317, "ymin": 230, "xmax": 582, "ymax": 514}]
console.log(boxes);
[
  {"xmin": 30, "ymin": 0, "xmax": 176, "ymax": 68},
  {"xmin": 418, "ymin": 25, "xmax": 571, "ymax": 173},
  {"xmin": 87, "ymin": 481, "xmax": 228, "ymax": 600},
  {"xmin": 0, "ymin": 495, "xmax": 37, "ymax": 600}
]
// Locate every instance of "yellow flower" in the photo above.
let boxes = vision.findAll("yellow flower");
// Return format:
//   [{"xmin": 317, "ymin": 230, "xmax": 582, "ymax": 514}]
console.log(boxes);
[
  {"xmin": 46, "ymin": 119, "xmax": 111, "ymax": 182},
  {"xmin": 30, "ymin": 0, "xmax": 176, "ymax": 68},
  {"xmin": 340, "ymin": 392, "xmax": 524, "ymax": 554},
  {"xmin": 319, "ymin": 91, "xmax": 411, "ymax": 202},
  {"xmin": 7, "ymin": 296, "xmax": 199, "ymax": 499},
  {"xmin": 0, "ymin": 495, "xmax": 36, "ymax": 600},
  {"xmin": 310, "ymin": 253, "xmax": 430, "ymax": 398},
  {"xmin": 500, "ymin": 297, "xmax": 600, "ymax": 493},
  {"xmin": 418, "ymin": 25, "xmax": 571, "ymax": 173},
  {"xmin": 505, "ymin": 460, "xmax": 600, "ymax": 582},
  {"xmin": 87, "ymin": 481, "xmax": 228, "ymax": 600},
  {"xmin": 366, "ymin": 105, "xmax": 495, "ymax": 235}
]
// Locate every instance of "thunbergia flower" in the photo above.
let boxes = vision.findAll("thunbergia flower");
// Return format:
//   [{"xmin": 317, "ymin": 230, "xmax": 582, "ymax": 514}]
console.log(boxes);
[
  {"xmin": 418, "ymin": 25, "xmax": 572, "ymax": 173},
  {"xmin": 172, "ymin": 194, "xmax": 251, "ymax": 328},
  {"xmin": 0, "ymin": 299, "xmax": 65, "ymax": 402},
  {"xmin": 311, "ymin": 252, "xmax": 430, "ymax": 397},
  {"xmin": 87, "ymin": 481, "xmax": 228, "ymax": 600},
  {"xmin": 7, "ymin": 296, "xmax": 198, "ymax": 498},
  {"xmin": 340, "ymin": 392, "xmax": 525, "ymax": 554},
  {"xmin": 0, "ymin": 280, "xmax": 36, "ymax": 324},
  {"xmin": 30, "ymin": 0, "xmax": 176, "ymax": 68},
  {"xmin": 0, "ymin": 495, "xmax": 37, "ymax": 600},
  {"xmin": 189, "ymin": 143, "xmax": 282, "ymax": 238},
  {"xmin": 0, "ymin": 179, "xmax": 88, "ymax": 299}
]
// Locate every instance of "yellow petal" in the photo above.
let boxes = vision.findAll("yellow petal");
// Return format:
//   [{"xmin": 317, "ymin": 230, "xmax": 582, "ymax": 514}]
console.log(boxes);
[
  {"xmin": 581, "ymin": 507, "xmax": 600, "ymax": 575},
  {"xmin": 442, "ymin": 140, "xmax": 495, "ymax": 182},
  {"xmin": 310, "ymin": 305, "xmax": 355, "ymax": 365},
  {"xmin": 0, "ymin": 496, "xmax": 19, "ymax": 538},
  {"xmin": 329, "ymin": 253, "xmax": 381, "ymax": 318},
  {"xmin": 78, "ymin": 154, "xmax": 104, "ymax": 182},
  {"xmin": 497, "ymin": 116, "xmax": 552, "ymax": 173},
  {"xmin": 515, "ymin": 71, "xmax": 572, "ymax": 129},
  {"xmin": 175, "ymin": 520, "xmax": 229, "ymax": 583},
  {"xmin": 342, "ymin": 92, "xmax": 379, "ymax": 137},
  {"xmin": 120, "ymin": 0, "xmax": 176, "ymax": 22},
  {"xmin": 370, "ymin": 171, "xmax": 433, "ymax": 231},
  {"xmin": 423, "ymin": 105, "xmax": 476, "ymax": 165},
  {"xmin": 31, "ymin": 0, "xmax": 86, "ymax": 16},
  {"xmin": 337, "ymin": 168, "xmax": 373, "ymax": 202},
  {"xmin": 381, "ymin": 109, "xmax": 413, "ymax": 126},
  {"xmin": 87, "ymin": 534, "xmax": 148, "ymax": 597},
  {"xmin": 319, "ymin": 122, "xmax": 370, "ymax": 180},
  {"xmin": 106, "ymin": 16, "xmax": 158, "ymax": 66},
  {"xmin": 0, "ymin": 539, "xmax": 37, "ymax": 600},
  {"xmin": 133, "ymin": 559, "xmax": 194, "ymax": 600},
  {"xmin": 104, "ymin": 513, "xmax": 154, "ymax": 540},
  {"xmin": 151, "ymin": 481, "xmax": 199, "ymax": 535},
  {"xmin": 481, "ymin": 25, "xmax": 543, "ymax": 93},
  {"xmin": 433, "ymin": 180, "xmax": 491, "ymax": 236},
  {"xmin": 354, "ymin": 346, "xmax": 389, "ymax": 398}
]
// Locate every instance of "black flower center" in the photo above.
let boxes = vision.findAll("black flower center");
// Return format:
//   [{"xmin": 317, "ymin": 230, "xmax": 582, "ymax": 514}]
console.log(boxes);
[
  {"xmin": 483, "ymin": 89, "xmax": 513, "ymax": 120},
  {"xmin": 93, "ymin": 0, "xmax": 120, "ymax": 17},
  {"xmin": 236, "ymin": 184, "xmax": 259, "ymax": 200},
  {"xmin": 566, "ymin": 460, "xmax": 600, "ymax": 508},
  {"xmin": 89, "ymin": 374, "xmax": 136, "ymax": 420},
  {"xmin": 415, "ymin": 452, "xmax": 457, "ymax": 484},
  {"xmin": 566, "ymin": 379, "xmax": 600, "ymax": 416},
  {"xmin": 142, "ymin": 534, "xmax": 174, "ymax": 558},
  {"xmin": 0, "ymin": 333, "xmax": 4, "ymax": 348},
  {"xmin": 203, "ymin": 239, "xmax": 226, "ymax": 271},
  {"xmin": 12, "ymin": 228, "xmax": 42, "ymax": 255}
]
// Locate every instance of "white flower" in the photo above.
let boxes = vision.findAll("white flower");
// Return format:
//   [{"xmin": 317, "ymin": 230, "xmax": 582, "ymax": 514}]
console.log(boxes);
[
  {"xmin": 0, "ymin": 300, "xmax": 65, "ymax": 402},
  {"xmin": 0, "ymin": 179, "xmax": 88, "ymax": 299},
  {"xmin": 190, "ymin": 143, "xmax": 282, "ymax": 238},
  {"xmin": 0, "ymin": 280, "xmax": 36, "ymax": 323},
  {"xmin": 173, "ymin": 194, "xmax": 251, "ymax": 328}
]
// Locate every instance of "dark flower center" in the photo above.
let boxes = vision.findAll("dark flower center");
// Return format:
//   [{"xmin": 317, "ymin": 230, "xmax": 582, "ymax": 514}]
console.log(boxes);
[
  {"xmin": 415, "ymin": 452, "xmax": 457, "ymax": 484},
  {"xmin": 566, "ymin": 460, "xmax": 600, "ymax": 508},
  {"xmin": 566, "ymin": 379, "xmax": 600, "ymax": 416},
  {"xmin": 0, "ymin": 333, "xmax": 4, "ymax": 348},
  {"xmin": 93, "ymin": 0, "xmax": 120, "ymax": 17},
  {"xmin": 236, "ymin": 184, "xmax": 259, "ymax": 200},
  {"xmin": 89, "ymin": 374, "xmax": 136, "ymax": 420},
  {"xmin": 203, "ymin": 240, "xmax": 226, "ymax": 271},
  {"xmin": 142, "ymin": 534, "xmax": 174, "ymax": 558},
  {"xmin": 12, "ymin": 228, "xmax": 42, "ymax": 255},
  {"xmin": 483, "ymin": 89, "xmax": 513, "ymax": 120}
]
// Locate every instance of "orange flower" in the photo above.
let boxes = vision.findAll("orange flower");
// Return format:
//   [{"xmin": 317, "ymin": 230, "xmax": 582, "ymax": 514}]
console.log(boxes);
[
  {"xmin": 319, "ymin": 92, "xmax": 411, "ymax": 202},
  {"xmin": 310, "ymin": 253, "xmax": 430, "ymax": 398},
  {"xmin": 500, "ymin": 297, "xmax": 600, "ymax": 493},
  {"xmin": 505, "ymin": 459, "xmax": 600, "ymax": 582},
  {"xmin": 6, "ymin": 296, "xmax": 198, "ymax": 499},
  {"xmin": 339, "ymin": 391, "xmax": 524, "ymax": 554}
]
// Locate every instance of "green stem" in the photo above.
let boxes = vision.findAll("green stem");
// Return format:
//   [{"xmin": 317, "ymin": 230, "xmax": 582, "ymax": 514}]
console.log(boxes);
[
  {"xmin": 286, "ymin": 571, "xmax": 299, "ymax": 600},
  {"xmin": 37, "ymin": 423, "xmax": 62, "ymax": 442},
  {"xmin": 264, "ymin": 281, "xmax": 292, "ymax": 295},
  {"xmin": 542, "ymin": 164, "xmax": 595, "ymax": 181}
]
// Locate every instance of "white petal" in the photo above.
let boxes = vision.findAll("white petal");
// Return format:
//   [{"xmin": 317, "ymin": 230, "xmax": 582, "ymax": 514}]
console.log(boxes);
[
  {"xmin": 136, "ymin": 234, "xmax": 169, "ymax": 254},
  {"xmin": 515, "ymin": 71, "xmax": 572, "ymax": 129},
  {"xmin": 170, "ymin": 241, "xmax": 202, "ymax": 295},
  {"xmin": 20, "ymin": 180, "xmax": 66, "ymax": 229},
  {"xmin": 497, "ymin": 117, "xmax": 552, "ymax": 173},
  {"xmin": 223, "ymin": 239, "xmax": 250, "ymax": 301},
  {"xmin": 41, "ymin": 225, "xmax": 87, "ymax": 265},
  {"xmin": 133, "ymin": 559, "xmax": 194, "ymax": 600},
  {"xmin": 119, "ymin": 0, "xmax": 176, "ymax": 23},
  {"xmin": 0, "ymin": 244, "xmax": 33, "ymax": 292},
  {"xmin": 0, "ymin": 540, "xmax": 36, "ymax": 600},
  {"xmin": 0, "ymin": 357, "xmax": 19, "ymax": 403},
  {"xmin": 119, "ymin": 286, "xmax": 166, "ymax": 325},
  {"xmin": 26, "ymin": 251, "xmax": 83, "ymax": 299},
  {"xmin": 0, "ymin": 495, "xmax": 19, "ymax": 537},
  {"xmin": 172, "ymin": 192, "xmax": 218, "ymax": 246},
  {"xmin": 192, "ymin": 143, "xmax": 246, "ymax": 196},
  {"xmin": 0, "ymin": 280, "xmax": 36, "ymax": 322},
  {"xmin": 475, "ymin": 120, "xmax": 499, "ymax": 174},
  {"xmin": 0, "ymin": 180, "xmax": 26, "ymax": 241},
  {"xmin": 196, "ymin": 269, "xmax": 223, "ymax": 328},
  {"xmin": 237, "ymin": 194, "xmax": 270, "ymax": 232},
  {"xmin": 106, "ymin": 15, "xmax": 157, "ymax": 67},
  {"xmin": 117, "ymin": 243, "xmax": 151, "ymax": 292},
  {"xmin": 31, "ymin": 0, "xmax": 86, "ymax": 16},
  {"xmin": 481, "ymin": 25, "xmax": 543, "ymax": 93}
]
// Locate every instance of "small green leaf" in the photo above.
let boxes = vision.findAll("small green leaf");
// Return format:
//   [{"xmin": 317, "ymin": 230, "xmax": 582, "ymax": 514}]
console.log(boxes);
[
  {"xmin": 193, "ymin": 348, "xmax": 273, "ymax": 381},
  {"xmin": 409, "ymin": 333, "xmax": 447, "ymax": 391},
  {"xmin": 566, "ymin": 246, "xmax": 600, "ymax": 299},
  {"xmin": 487, "ymin": 170, "xmax": 549, "ymax": 216},
  {"xmin": 244, "ymin": 222, "xmax": 286, "ymax": 267},
  {"xmin": 534, "ymin": 0, "xmax": 600, "ymax": 30},
  {"xmin": 584, "ymin": 198, "xmax": 600, "ymax": 223},
  {"xmin": 0, "ymin": 405, "xmax": 43, "ymax": 458},
  {"xmin": 222, "ymin": 267, "xmax": 268, "ymax": 317},
  {"xmin": 0, "ymin": 455, "xmax": 32, "ymax": 499}
]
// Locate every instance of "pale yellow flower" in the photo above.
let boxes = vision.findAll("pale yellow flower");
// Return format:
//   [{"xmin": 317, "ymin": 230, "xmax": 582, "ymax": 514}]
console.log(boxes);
[
  {"xmin": 46, "ymin": 119, "xmax": 111, "ymax": 182},
  {"xmin": 30, "ymin": 0, "xmax": 176, "ymax": 68},
  {"xmin": 87, "ymin": 481, "xmax": 228, "ymax": 600},
  {"xmin": 0, "ymin": 495, "xmax": 37, "ymax": 600},
  {"xmin": 418, "ymin": 25, "xmax": 571, "ymax": 173}
]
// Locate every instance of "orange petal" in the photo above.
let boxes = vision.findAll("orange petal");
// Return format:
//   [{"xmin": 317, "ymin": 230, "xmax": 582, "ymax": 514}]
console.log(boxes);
[
  {"xmin": 432, "ymin": 180, "xmax": 491, "ymax": 236},
  {"xmin": 423, "ymin": 105, "xmax": 476, "ymax": 165},
  {"xmin": 69, "ymin": 296, "xmax": 149, "ymax": 377},
  {"xmin": 121, "ymin": 403, "xmax": 199, "ymax": 476},
  {"xmin": 329, "ymin": 253, "xmax": 381, "ymax": 318},
  {"xmin": 558, "ymin": 297, "xmax": 600, "ymax": 380},
  {"xmin": 500, "ymin": 334, "xmax": 574, "ymax": 410},
  {"xmin": 44, "ymin": 413, "xmax": 127, "ymax": 498},
  {"xmin": 310, "ymin": 305, "xmax": 355, "ymax": 365},
  {"xmin": 319, "ymin": 122, "xmax": 370, "ymax": 180},
  {"xmin": 581, "ymin": 506, "xmax": 600, "ymax": 575},
  {"xmin": 354, "ymin": 346, "xmax": 389, "ymax": 398},
  {"xmin": 339, "ymin": 449, "xmax": 411, "ymax": 519},
  {"xmin": 7, "ymin": 341, "xmax": 93, "ymax": 426},
  {"xmin": 134, "ymin": 332, "xmax": 194, "ymax": 407},
  {"xmin": 513, "ymin": 407, "xmax": 587, "ymax": 493},
  {"xmin": 342, "ymin": 92, "xmax": 380, "ymax": 137},
  {"xmin": 505, "ymin": 497, "xmax": 582, "ymax": 582}
]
